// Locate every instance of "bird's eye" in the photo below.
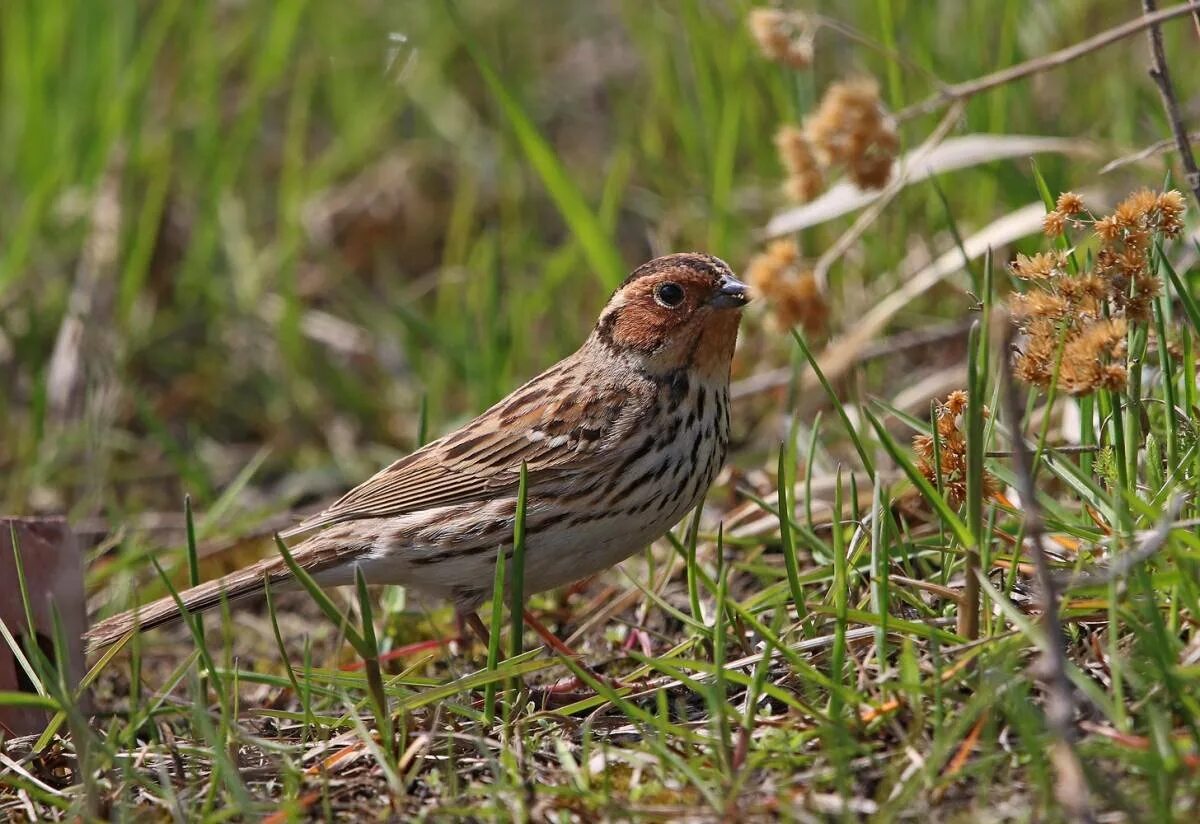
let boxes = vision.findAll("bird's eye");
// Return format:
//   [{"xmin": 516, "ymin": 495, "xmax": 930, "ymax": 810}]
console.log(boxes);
[{"xmin": 654, "ymin": 282, "xmax": 685, "ymax": 308}]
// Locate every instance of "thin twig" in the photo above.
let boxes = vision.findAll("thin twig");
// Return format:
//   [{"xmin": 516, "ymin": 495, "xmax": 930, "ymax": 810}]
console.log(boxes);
[
  {"xmin": 1000, "ymin": 328, "xmax": 1094, "ymax": 824},
  {"xmin": 986, "ymin": 444, "xmax": 1099, "ymax": 458},
  {"xmin": 897, "ymin": 2, "xmax": 1200, "ymax": 122},
  {"xmin": 1142, "ymin": 0, "xmax": 1200, "ymax": 208},
  {"xmin": 1099, "ymin": 131, "xmax": 1200, "ymax": 175}
]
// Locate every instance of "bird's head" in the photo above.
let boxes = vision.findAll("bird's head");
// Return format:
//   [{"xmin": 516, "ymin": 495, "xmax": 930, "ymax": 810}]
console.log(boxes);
[{"xmin": 590, "ymin": 253, "xmax": 749, "ymax": 379}]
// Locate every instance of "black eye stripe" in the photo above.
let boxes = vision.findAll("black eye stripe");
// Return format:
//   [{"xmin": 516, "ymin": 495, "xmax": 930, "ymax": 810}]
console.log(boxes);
[{"xmin": 655, "ymin": 282, "xmax": 685, "ymax": 308}]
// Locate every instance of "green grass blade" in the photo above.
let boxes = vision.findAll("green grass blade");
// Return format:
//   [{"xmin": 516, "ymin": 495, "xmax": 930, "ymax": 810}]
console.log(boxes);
[
  {"xmin": 272, "ymin": 534, "xmax": 367, "ymax": 658},
  {"xmin": 792, "ymin": 329, "xmax": 875, "ymax": 476},
  {"xmin": 509, "ymin": 461, "xmax": 529, "ymax": 660},
  {"xmin": 447, "ymin": 1, "xmax": 624, "ymax": 287}
]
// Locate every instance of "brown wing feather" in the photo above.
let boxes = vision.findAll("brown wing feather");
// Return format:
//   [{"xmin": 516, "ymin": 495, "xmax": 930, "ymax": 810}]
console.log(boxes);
[{"xmin": 283, "ymin": 358, "xmax": 647, "ymax": 537}]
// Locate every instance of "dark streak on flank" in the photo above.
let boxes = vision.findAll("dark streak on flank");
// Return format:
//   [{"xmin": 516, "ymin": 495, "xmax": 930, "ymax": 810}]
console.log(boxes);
[
  {"xmin": 613, "ymin": 434, "xmax": 656, "ymax": 479},
  {"xmin": 611, "ymin": 467, "xmax": 653, "ymax": 503}
]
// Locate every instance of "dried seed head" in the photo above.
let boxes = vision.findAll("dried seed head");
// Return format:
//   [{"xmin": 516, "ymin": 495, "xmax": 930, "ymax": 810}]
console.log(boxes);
[
  {"xmin": 1056, "ymin": 318, "xmax": 1128, "ymax": 395},
  {"xmin": 1011, "ymin": 251, "xmax": 1065, "ymax": 280},
  {"xmin": 1113, "ymin": 188, "xmax": 1158, "ymax": 229},
  {"xmin": 1122, "ymin": 228, "xmax": 1150, "ymax": 251},
  {"xmin": 1055, "ymin": 191, "xmax": 1085, "ymax": 215},
  {"xmin": 746, "ymin": 239, "xmax": 829, "ymax": 333},
  {"xmin": 1012, "ymin": 290, "xmax": 1069, "ymax": 320},
  {"xmin": 783, "ymin": 171, "xmax": 824, "ymax": 203},
  {"xmin": 1042, "ymin": 210, "xmax": 1067, "ymax": 237},
  {"xmin": 746, "ymin": 238, "xmax": 799, "ymax": 292},
  {"xmin": 1156, "ymin": 189, "xmax": 1186, "ymax": 237},
  {"xmin": 1015, "ymin": 351, "xmax": 1050, "ymax": 386},
  {"xmin": 804, "ymin": 78, "xmax": 898, "ymax": 190},
  {"xmin": 1124, "ymin": 295, "xmax": 1152, "ymax": 323},
  {"xmin": 772, "ymin": 270, "xmax": 828, "ymax": 334},
  {"xmin": 748, "ymin": 8, "xmax": 815, "ymax": 69},
  {"xmin": 1098, "ymin": 363, "xmax": 1128, "ymax": 392},
  {"xmin": 849, "ymin": 143, "xmax": 898, "ymax": 190},
  {"xmin": 913, "ymin": 390, "xmax": 998, "ymax": 508},
  {"xmin": 1134, "ymin": 272, "xmax": 1162, "ymax": 299},
  {"xmin": 1007, "ymin": 184, "xmax": 1184, "ymax": 395},
  {"xmin": 1116, "ymin": 247, "xmax": 1148, "ymax": 277},
  {"xmin": 1079, "ymin": 274, "xmax": 1109, "ymax": 302},
  {"xmin": 1094, "ymin": 215, "xmax": 1121, "ymax": 243},
  {"xmin": 942, "ymin": 390, "xmax": 968, "ymax": 418},
  {"xmin": 775, "ymin": 125, "xmax": 825, "ymax": 203}
]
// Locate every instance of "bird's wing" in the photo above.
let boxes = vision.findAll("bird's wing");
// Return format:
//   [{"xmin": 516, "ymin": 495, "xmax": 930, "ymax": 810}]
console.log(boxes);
[{"xmin": 283, "ymin": 366, "xmax": 648, "ymax": 537}]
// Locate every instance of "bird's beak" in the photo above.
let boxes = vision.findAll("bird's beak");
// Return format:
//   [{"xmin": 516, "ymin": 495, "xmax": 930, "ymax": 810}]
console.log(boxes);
[{"xmin": 710, "ymin": 274, "xmax": 750, "ymax": 309}]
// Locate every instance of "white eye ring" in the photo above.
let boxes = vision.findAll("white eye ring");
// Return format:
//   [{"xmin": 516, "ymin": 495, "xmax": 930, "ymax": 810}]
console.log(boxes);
[{"xmin": 654, "ymin": 282, "xmax": 685, "ymax": 308}]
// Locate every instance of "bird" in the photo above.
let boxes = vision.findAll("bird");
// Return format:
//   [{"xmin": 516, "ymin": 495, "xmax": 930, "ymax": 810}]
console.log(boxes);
[{"xmin": 85, "ymin": 253, "xmax": 749, "ymax": 653}]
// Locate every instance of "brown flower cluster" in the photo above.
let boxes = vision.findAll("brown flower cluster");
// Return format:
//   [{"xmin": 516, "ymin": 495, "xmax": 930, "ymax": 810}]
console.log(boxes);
[
  {"xmin": 774, "ymin": 126, "xmax": 824, "ymax": 203},
  {"xmin": 1011, "ymin": 189, "xmax": 1186, "ymax": 395},
  {"xmin": 745, "ymin": 239, "xmax": 828, "ymax": 334},
  {"xmin": 748, "ymin": 8, "xmax": 814, "ymax": 69},
  {"xmin": 806, "ymin": 79, "xmax": 899, "ymax": 190},
  {"xmin": 773, "ymin": 78, "xmax": 899, "ymax": 203},
  {"xmin": 912, "ymin": 390, "xmax": 999, "ymax": 508}
]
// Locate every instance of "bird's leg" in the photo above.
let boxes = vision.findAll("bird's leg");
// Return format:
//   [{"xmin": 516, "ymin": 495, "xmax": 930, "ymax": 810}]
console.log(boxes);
[
  {"xmin": 521, "ymin": 608, "xmax": 581, "ymax": 658},
  {"xmin": 458, "ymin": 607, "xmax": 580, "ymax": 659},
  {"xmin": 519, "ymin": 607, "xmax": 644, "ymax": 701},
  {"xmin": 459, "ymin": 611, "xmax": 491, "ymax": 647}
]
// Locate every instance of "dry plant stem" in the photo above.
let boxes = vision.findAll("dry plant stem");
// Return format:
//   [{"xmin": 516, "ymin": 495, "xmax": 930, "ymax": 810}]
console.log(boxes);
[
  {"xmin": 898, "ymin": 2, "xmax": 1200, "ymax": 122},
  {"xmin": 986, "ymin": 445, "xmax": 1098, "ymax": 458},
  {"xmin": 1099, "ymin": 131, "xmax": 1200, "ymax": 175},
  {"xmin": 1142, "ymin": 0, "xmax": 1200, "ymax": 208},
  {"xmin": 1000, "ymin": 333, "xmax": 1094, "ymax": 824},
  {"xmin": 813, "ymin": 99, "xmax": 965, "ymax": 289}
]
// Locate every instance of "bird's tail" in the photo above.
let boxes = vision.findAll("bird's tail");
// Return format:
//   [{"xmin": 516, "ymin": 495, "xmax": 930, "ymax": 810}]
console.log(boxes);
[{"xmin": 85, "ymin": 529, "xmax": 359, "ymax": 653}]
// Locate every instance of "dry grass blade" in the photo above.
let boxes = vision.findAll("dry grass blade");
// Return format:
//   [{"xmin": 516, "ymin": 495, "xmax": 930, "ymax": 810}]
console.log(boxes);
[{"xmin": 765, "ymin": 134, "xmax": 1099, "ymax": 237}]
